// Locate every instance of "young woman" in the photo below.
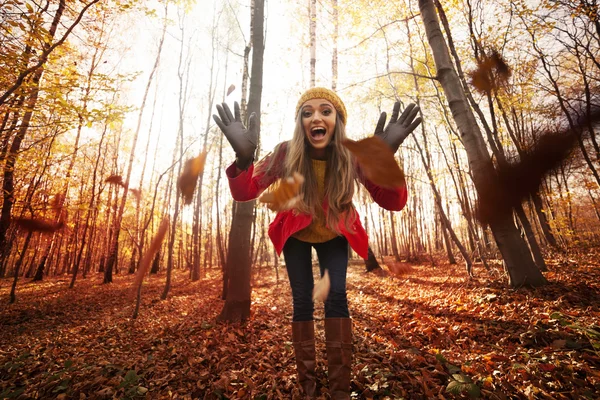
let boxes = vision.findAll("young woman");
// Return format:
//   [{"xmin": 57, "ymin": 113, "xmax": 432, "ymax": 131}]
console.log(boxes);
[{"xmin": 213, "ymin": 87, "xmax": 421, "ymax": 399}]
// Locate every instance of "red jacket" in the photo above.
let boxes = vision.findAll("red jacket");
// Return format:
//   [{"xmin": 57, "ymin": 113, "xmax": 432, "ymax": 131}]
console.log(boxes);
[{"xmin": 226, "ymin": 146, "xmax": 407, "ymax": 259}]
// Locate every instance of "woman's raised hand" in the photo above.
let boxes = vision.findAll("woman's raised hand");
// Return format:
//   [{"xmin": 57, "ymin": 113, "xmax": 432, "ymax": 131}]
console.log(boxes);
[
  {"xmin": 374, "ymin": 102, "xmax": 422, "ymax": 153},
  {"xmin": 213, "ymin": 101, "xmax": 258, "ymax": 170}
]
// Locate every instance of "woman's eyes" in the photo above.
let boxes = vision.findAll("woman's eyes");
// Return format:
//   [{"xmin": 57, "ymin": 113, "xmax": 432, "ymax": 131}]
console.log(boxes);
[{"xmin": 302, "ymin": 108, "xmax": 332, "ymax": 118}]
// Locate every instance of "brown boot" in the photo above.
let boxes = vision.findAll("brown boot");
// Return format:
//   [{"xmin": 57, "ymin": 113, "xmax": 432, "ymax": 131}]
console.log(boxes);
[
  {"xmin": 292, "ymin": 320, "xmax": 317, "ymax": 398},
  {"xmin": 325, "ymin": 318, "xmax": 352, "ymax": 399}
]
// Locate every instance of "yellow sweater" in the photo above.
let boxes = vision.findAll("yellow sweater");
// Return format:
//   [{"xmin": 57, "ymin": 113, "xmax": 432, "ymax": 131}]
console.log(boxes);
[{"xmin": 292, "ymin": 159, "xmax": 339, "ymax": 243}]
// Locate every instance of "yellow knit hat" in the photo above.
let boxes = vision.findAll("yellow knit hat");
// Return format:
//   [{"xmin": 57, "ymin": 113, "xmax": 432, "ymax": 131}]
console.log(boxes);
[{"xmin": 295, "ymin": 87, "xmax": 347, "ymax": 124}]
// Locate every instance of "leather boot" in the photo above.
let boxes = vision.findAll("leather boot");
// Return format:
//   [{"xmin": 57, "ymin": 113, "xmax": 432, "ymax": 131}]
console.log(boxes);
[
  {"xmin": 292, "ymin": 320, "xmax": 317, "ymax": 398},
  {"xmin": 325, "ymin": 318, "xmax": 352, "ymax": 399}
]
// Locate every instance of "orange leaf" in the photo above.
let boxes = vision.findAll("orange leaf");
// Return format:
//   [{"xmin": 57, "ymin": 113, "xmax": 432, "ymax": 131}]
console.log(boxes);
[
  {"xmin": 312, "ymin": 270, "xmax": 330, "ymax": 302},
  {"xmin": 342, "ymin": 136, "xmax": 405, "ymax": 188},
  {"xmin": 226, "ymin": 84, "xmax": 235, "ymax": 96},
  {"xmin": 469, "ymin": 49, "xmax": 511, "ymax": 94},
  {"xmin": 538, "ymin": 363, "xmax": 556, "ymax": 372},
  {"xmin": 129, "ymin": 188, "xmax": 142, "ymax": 201},
  {"xmin": 177, "ymin": 151, "xmax": 208, "ymax": 205},
  {"xmin": 258, "ymin": 172, "xmax": 304, "ymax": 211},
  {"xmin": 105, "ymin": 174, "xmax": 124, "ymax": 187},
  {"xmin": 132, "ymin": 217, "xmax": 169, "ymax": 292}
]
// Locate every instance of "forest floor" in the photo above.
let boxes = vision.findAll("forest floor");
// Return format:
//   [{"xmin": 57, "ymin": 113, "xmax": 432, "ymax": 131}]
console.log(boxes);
[{"xmin": 1, "ymin": 250, "xmax": 600, "ymax": 400}]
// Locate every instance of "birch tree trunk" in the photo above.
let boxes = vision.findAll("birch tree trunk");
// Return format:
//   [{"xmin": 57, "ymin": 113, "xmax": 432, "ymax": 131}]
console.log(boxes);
[
  {"xmin": 418, "ymin": 0, "xmax": 547, "ymax": 287},
  {"xmin": 309, "ymin": 0, "xmax": 316, "ymax": 87},
  {"xmin": 331, "ymin": 0, "xmax": 338, "ymax": 91}
]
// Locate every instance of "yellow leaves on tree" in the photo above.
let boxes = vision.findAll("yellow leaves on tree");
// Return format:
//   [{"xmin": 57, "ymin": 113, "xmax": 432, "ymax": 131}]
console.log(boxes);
[
  {"xmin": 177, "ymin": 151, "xmax": 208, "ymax": 205},
  {"xmin": 258, "ymin": 172, "xmax": 305, "ymax": 211},
  {"xmin": 469, "ymin": 49, "xmax": 511, "ymax": 94},
  {"xmin": 342, "ymin": 136, "xmax": 405, "ymax": 189}
]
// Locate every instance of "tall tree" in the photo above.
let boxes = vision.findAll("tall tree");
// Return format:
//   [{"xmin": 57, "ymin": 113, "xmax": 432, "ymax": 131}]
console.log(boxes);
[
  {"xmin": 218, "ymin": 0, "xmax": 265, "ymax": 322},
  {"xmin": 162, "ymin": 8, "xmax": 192, "ymax": 299},
  {"xmin": 0, "ymin": 1, "xmax": 67, "ymax": 267},
  {"xmin": 417, "ymin": 0, "xmax": 547, "ymax": 287},
  {"xmin": 309, "ymin": 0, "xmax": 316, "ymax": 87},
  {"xmin": 103, "ymin": 1, "xmax": 167, "ymax": 283}
]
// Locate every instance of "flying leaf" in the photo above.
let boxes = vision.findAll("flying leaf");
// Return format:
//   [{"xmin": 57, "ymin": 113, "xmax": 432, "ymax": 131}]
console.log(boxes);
[
  {"xmin": 129, "ymin": 188, "xmax": 142, "ymax": 201},
  {"xmin": 226, "ymin": 84, "xmax": 235, "ymax": 97},
  {"xmin": 177, "ymin": 151, "xmax": 208, "ymax": 205},
  {"xmin": 342, "ymin": 136, "xmax": 405, "ymax": 188},
  {"xmin": 475, "ymin": 129, "xmax": 579, "ymax": 225},
  {"xmin": 13, "ymin": 218, "xmax": 64, "ymax": 233},
  {"xmin": 258, "ymin": 172, "xmax": 304, "ymax": 211},
  {"xmin": 105, "ymin": 175, "xmax": 124, "ymax": 187},
  {"xmin": 132, "ymin": 217, "xmax": 169, "ymax": 293},
  {"xmin": 312, "ymin": 269, "xmax": 330, "ymax": 302},
  {"xmin": 469, "ymin": 49, "xmax": 512, "ymax": 94}
]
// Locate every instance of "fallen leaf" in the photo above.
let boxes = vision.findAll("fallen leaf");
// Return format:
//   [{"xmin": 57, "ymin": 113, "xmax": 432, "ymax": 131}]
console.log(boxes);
[
  {"xmin": 177, "ymin": 151, "xmax": 208, "ymax": 205},
  {"xmin": 258, "ymin": 172, "xmax": 305, "ymax": 211},
  {"xmin": 342, "ymin": 136, "xmax": 405, "ymax": 188},
  {"xmin": 538, "ymin": 363, "xmax": 556, "ymax": 373}
]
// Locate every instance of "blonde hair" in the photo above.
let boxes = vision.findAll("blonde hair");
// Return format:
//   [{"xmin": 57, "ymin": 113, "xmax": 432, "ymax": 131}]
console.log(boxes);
[{"xmin": 257, "ymin": 112, "xmax": 357, "ymax": 234}]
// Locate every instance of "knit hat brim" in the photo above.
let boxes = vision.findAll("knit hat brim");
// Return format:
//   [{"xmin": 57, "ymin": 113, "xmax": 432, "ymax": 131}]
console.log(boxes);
[{"xmin": 295, "ymin": 87, "xmax": 347, "ymax": 124}]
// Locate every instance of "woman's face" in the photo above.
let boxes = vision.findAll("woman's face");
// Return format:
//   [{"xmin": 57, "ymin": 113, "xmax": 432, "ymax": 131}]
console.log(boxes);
[{"xmin": 300, "ymin": 98, "xmax": 337, "ymax": 159}]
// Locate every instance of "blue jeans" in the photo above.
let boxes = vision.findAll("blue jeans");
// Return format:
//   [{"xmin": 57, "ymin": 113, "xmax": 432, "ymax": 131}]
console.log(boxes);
[{"xmin": 283, "ymin": 236, "xmax": 350, "ymax": 322}]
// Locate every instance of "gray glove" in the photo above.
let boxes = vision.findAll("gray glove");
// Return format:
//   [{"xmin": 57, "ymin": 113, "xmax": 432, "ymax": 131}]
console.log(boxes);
[
  {"xmin": 213, "ymin": 101, "xmax": 258, "ymax": 170},
  {"xmin": 374, "ymin": 102, "xmax": 422, "ymax": 153}
]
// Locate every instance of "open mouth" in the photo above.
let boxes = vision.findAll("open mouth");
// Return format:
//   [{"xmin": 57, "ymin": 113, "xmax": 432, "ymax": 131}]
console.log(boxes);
[{"xmin": 311, "ymin": 127, "xmax": 326, "ymax": 140}]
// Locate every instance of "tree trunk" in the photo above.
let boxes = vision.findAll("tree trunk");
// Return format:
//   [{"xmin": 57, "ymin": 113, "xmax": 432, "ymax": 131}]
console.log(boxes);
[
  {"xmin": 218, "ymin": 0, "xmax": 265, "ymax": 323},
  {"xmin": 104, "ymin": 4, "xmax": 165, "ymax": 283},
  {"xmin": 162, "ymin": 11, "xmax": 191, "ymax": 300},
  {"xmin": 388, "ymin": 211, "xmax": 401, "ymax": 262},
  {"xmin": 9, "ymin": 231, "xmax": 33, "ymax": 303},
  {"xmin": 0, "ymin": 0, "xmax": 66, "ymax": 266},
  {"xmin": 309, "ymin": 0, "xmax": 316, "ymax": 87},
  {"xmin": 418, "ymin": 0, "xmax": 547, "ymax": 287},
  {"xmin": 331, "ymin": 0, "xmax": 338, "ymax": 91}
]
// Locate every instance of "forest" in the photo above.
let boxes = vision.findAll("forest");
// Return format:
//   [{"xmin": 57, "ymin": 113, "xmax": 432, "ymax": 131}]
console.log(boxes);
[{"xmin": 1, "ymin": 0, "xmax": 599, "ymax": 398}]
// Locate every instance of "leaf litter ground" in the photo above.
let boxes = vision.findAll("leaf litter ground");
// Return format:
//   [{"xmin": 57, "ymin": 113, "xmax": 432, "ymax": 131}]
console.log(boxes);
[{"xmin": 1, "ymin": 250, "xmax": 599, "ymax": 399}]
